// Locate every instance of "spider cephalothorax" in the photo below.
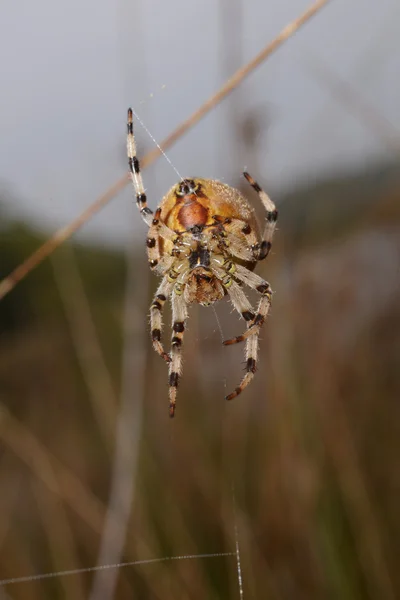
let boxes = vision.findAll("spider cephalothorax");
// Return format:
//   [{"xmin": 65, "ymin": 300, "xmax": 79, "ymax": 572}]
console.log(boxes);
[{"xmin": 127, "ymin": 109, "xmax": 278, "ymax": 417}]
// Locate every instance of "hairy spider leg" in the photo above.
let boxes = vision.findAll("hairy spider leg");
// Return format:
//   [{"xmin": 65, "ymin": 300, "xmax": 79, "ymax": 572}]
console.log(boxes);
[
  {"xmin": 127, "ymin": 108, "xmax": 153, "ymax": 225},
  {"xmin": 243, "ymin": 171, "xmax": 278, "ymax": 260},
  {"xmin": 223, "ymin": 265, "xmax": 272, "ymax": 346},
  {"xmin": 127, "ymin": 109, "xmax": 179, "ymax": 243},
  {"xmin": 169, "ymin": 291, "xmax": 189, "ymax": 417},
  {"xmin": 150, "ymin": 277, "xmax": 174, "ymax": 363}
]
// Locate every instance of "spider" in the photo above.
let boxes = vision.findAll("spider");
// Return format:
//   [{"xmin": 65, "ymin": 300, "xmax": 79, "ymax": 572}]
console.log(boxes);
[{"xmin": 127, "ymin": 109, "xmax": 277, "ymax": 417}]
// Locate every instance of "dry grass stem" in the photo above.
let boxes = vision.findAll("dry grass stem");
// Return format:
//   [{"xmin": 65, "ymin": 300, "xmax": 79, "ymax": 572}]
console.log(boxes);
[
  {"xmin": 0, "ymin": 405, "xmax": 105, "ymax": 535},
  {"xmin": 32, "ymin": 479, "xmax": 86, "ymax": 600},
  {"xmin": 51, "ymin": 246, "xmax": 117, "ymax": 449},
  {"xmin": 0, "ymin": 0, "xmax": 331, "ymax": 302},
  {"xmin": 89, "ymin": 250, "xmax": 149, "ymax": 599}
]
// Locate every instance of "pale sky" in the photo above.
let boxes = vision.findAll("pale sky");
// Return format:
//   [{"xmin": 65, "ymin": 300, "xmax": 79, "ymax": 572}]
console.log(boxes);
[{"xmin": 0, "ymin": 0, "xmax": 399, "ymax": 243}]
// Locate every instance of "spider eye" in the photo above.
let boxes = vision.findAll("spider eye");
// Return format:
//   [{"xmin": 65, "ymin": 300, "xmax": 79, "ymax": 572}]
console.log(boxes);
[{"xmin": 176, "ymin": 179, "xmax": 198, "ymax": 196}]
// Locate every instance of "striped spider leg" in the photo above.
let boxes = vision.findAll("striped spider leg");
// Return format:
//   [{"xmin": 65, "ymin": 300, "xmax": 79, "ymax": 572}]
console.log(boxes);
[
  {"xmin": 127, "ymin": 108, "xmax": 153, "ymax": 226},
  {"xmin": 223, "ymin": 264, "xmax": 272, "ymax": 400},
  {"xmin": 127, "ymin": 108, "xmax": 180, "ymax": 364},
  {"xmin": 169, "ymin": 286, "xmax": 189, "ymax": 417},
  {"xmin": 150, "ymin": 277, "xmax": 174, "ymax": 363},
  {"xmin": 222, "ymin": 171, "xmax": 277, "ymax": 347},
  {"xmin": 223, "ymin": 265, "xmax": 273, "ymax": 347},
  {"xmin": 127, "ymin": 108, "xmax": 180, "ymax": 246},
  {"xmin": 243, "ymin": 171, "xmax": 278, "ymax": 261},
  {"xmin": 211, "ymin": 169, "xmax": 277, "ymax": 265},
  {"xmin": 211, "ymin": 260, "xmax": 260, "ymax": 401}
]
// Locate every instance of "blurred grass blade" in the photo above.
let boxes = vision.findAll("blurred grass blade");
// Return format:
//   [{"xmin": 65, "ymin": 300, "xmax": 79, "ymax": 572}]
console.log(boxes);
[
  {"xmin": 89, "ymin": 244, "xmax": 149, "ymax": 599},
  {"xmin": 51, "ymin": 245, "xmax": 117, "ymax": 449}
]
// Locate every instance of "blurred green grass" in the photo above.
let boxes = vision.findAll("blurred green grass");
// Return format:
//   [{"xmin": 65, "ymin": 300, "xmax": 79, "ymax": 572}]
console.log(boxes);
[{"xmin": 0, "ymin": 160, "xmax": 399, "ymax": 599}]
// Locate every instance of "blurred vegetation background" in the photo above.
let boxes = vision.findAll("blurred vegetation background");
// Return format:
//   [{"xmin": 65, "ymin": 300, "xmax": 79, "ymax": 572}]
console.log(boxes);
[
  {"xmin": 1, "ymin": 1, "xmax": 400, "ymax": 599},
  {"xmin": 1, "ymin": 159, "xmax": 399, "ymax": 599}
]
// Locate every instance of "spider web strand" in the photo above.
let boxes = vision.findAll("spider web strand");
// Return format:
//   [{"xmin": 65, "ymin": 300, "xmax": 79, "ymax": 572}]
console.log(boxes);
[
  {"xmin": 0, "ymin": 553, "xmax": 235, "ymax": 587},
  {"xmin": 129, "ymin": 107, "xmax": 185, "ymax": 183}
]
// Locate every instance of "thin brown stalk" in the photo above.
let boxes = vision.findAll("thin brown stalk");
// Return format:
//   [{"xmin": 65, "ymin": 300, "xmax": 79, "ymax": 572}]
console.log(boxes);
[
  {"xmin": 51, "ymin": 246, "xmax": 117, "ymax": 449},
  {"xmin": 32, "ymin": 479, "xmax": 86, "ymax": 600},
  {"xmin": 0, "ymin": 0, "xmax": 331, "ymax": 302},
  {"xmin": 0, "ymin": 403, "xmax": 105, "ymax": 534},
  {"xmin": 89, "ymin": 241, "xmax": 149, "ymax": 599},
  {"xmin": 0, "ymin": 459, "xmax": 22, "ymax": 600},
  {"xmin": 0, "ymin": 405, "xmax": 138, "ymax": 593},
  {"xmin": 320, "ymin": 396, "xmax": 396, "ymax": 600}
]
